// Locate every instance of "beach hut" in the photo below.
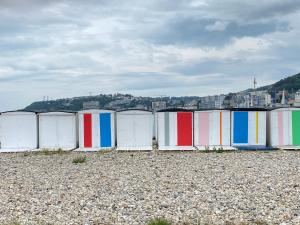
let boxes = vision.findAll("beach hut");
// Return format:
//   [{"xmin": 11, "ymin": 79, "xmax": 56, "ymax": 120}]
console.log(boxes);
[
  {"xmin": 38, "ymin": 112, "xmax": 77, "ymax": 150},
  {"xmin": 194, "ymin": 110, "xmax": 234, "ymax": 150},
  {"xmin": 116, "ymin": 109, "xmax": 154, "ymax": 150},
  {"xmin": 78, "ymin": 109, "xmax": 115, "ymax": 151},
  {"xmin": 268, "ymin": 108, "xmax": 300, "ymax": 149},
  {"xmin": 231, "ymin": 109, "xmax": 267, "ymax": 149},
  {"xmin": 0, "ymin": 111, "xmax": 38, "ymax": 152},
  {"xmin": 156, "ymin": 109, "xmax": 194, "ymax": 150}
]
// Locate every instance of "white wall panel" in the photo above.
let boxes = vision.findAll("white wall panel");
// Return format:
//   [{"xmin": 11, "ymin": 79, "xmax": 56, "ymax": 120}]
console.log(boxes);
[
  {"xmin": 117, "ymin": 110, "xmax": 153, "ymax": 150},
  {"xmin": 194, "ymin": 110, "xmax": 232, "ymax": 148},
  {"xmin": 0, "ymin": 112, "xmax": 38, "ymax": 152},
  {"xmin": 39, "ymin": 112, "xmax": 77, "ymax": 150}
]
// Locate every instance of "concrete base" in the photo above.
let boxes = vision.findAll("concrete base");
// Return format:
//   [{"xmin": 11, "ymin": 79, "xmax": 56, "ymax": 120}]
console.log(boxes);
[
  {"xmin": 74, "ymin": 147, "xmax": 115, "ymax": 152},
  {"xmin": 195, "ymin": 146, "xmax": 237, "ymax": 151},
  {"xmin": 0, "ymin": 148, "xmax": 36, "ymax": 153},
  {"xmin": 158, "ymin": 146, "xmax": 195, "ymax": 151},
  {"xmin": 116, "ymin": 146, "xmax": 152, "ymax": 151}
]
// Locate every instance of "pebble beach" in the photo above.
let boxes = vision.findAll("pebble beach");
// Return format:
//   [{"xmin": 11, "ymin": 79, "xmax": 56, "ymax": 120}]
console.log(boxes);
[{"xmin": 0, "ymin": 150, "xmax": 299, "ymax": 225}]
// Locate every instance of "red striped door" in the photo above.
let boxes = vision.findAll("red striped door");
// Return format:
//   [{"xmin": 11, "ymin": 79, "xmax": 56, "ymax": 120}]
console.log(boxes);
[
  {"xmin": 177, "ymin": 112, "xmax": 192, "ymax": 146},
  {"xmin": 84, "ymin": 114, "xmax": 92, "ymax": 148}
]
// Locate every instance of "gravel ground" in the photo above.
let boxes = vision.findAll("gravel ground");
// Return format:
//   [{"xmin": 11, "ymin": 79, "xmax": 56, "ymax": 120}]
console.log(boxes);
[{"xmin": 0, "ymin": 150, "xmax": 299, "ymax": 225}]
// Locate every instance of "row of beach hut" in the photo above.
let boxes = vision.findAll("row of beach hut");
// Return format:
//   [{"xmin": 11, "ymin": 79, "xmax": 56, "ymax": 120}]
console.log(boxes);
[{"xmin": 0, "ymin": 108, "xmax": 299, "ymax": 152}]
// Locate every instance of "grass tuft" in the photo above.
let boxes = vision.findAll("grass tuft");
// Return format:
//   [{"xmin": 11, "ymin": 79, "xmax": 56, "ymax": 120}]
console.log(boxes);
[
  {"xmin": 72, "ymin": 155, "xmax": 87, "ymax": 164},
  {"xmin": 147, "ymin": 218, "xmax": 172, "ymax": 225}
]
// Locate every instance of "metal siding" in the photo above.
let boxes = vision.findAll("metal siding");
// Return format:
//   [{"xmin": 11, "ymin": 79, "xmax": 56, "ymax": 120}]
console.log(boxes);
[
  {"xmin": 169, "ymin": 112, "xmax": 177, "ymax": 147},
  {"xmin": 211, "ymin": 111, "xmax": 220, "ymax": 145},
  {"xmin": 39, "ymin": 116, "xmax": 58, "ymax": 148},
  {"xmin": 117, "ymin": 114, "xmax": 134, "ymax": 147},
  {"xmin": 198, "ymin": 112, "xmax": 210, "ymax": 146},
  {"xmin": 233, "ymin": 112, "xmax": 248, "ymax": 144},
  {"xmin": 285, "ymin": 110, "xmax": 292, "ymax": 145},
  {"xmin": 248, "ymin": 112, "xmax": 256, "ymax": 145},
  {"xmin": 278, "ymin": 110, "xmax": 288, "ymax": 146},
  {"xmin": 78, "ymin": 114, "xmax": 84, "ymax": 148},
  {"xmin": 134, "ymin": 114, "xmax": 153, "ymax": 147},
  {"xmin": 39, "ymin": 114, "xmax": 77, "ymax": 150},
  {"xmin": 117, "ymin": 111, "xmax": 153, "ymax": 149},
  {"xmin": 292, "ymin": 110, "xmax": 300, "ymax": 145},
  {"xmin": 194, "ymin": 110, "xmax": 231, "ymax": 147},
  {"xmin": 270, "ymin": 111, "xmax": 279, "ymax": 146},
  {"xmin": 222, "ymin": 111, "xmax": 231, "ymax": 146},
  {"xmin": 177, "ymin": 112, "xmax": 192, "ymax": 146},
  {"xmin": 164, "ymin": 112, "xmax": 170, "ymax": 146},
  {"xmin": 157, "ymin": 113, "xmax": 165, "ymax": 148},
  {"xmin": 258, "ymin": 112, "xmax": 266, "ymax": 146},
  {"xmin": 0, "ymin": 113, "xmax": 38, "ymax": 151},
  {"xmin": 268, "ymin": 109, "xmax": 297, "ymax": 147},
  {"xmin": 84, "ymin": 114, "xmax": 92, "ymax": 148},
  {"xmin": 277, "ymin": 111, "xmax": 283, "ymax": 146},
  {"xmin": 193, "ymin": 112, "xmax": 199, "ymax": 145},
  {"xmin": 100, "ymin": 113, "xmax": 112, "ymax": 147}
]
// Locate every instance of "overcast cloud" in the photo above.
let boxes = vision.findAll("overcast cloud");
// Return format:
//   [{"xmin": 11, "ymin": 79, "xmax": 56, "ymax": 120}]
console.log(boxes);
[{"xmin": 1, "ymin": 0, "xmax": 300, "ymax": 110}]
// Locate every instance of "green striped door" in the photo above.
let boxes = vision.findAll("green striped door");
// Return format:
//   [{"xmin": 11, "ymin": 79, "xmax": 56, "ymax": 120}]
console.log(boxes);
[{"xmin": 292, "ymin": 110, "xmax": 300, "ymax": 145}]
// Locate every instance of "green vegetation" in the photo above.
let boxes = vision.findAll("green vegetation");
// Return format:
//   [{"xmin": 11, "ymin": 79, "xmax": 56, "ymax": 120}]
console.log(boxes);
[
  {"xmin": 4, "ymin": 221, "xmax": 54, "ymax": 225},
  {"xmin": 22, "ymin": 148, "xmax": 68, "ymax": 157},
  {"xmin": 2, "ymin": 218, "xmax": 271, "ymax": 225},
  {"xmin": 204, "ymin": 146, "xmax": 210, "ymax": 152},
  {"xmin": 23, "ymin": 92, "xmax": 200, "ymax": 112},
  {"xmin": 40, "ymin": 148, "xmax": 65, "ymax": 155},
  {"xmin": 146, "ymin": 219, "xmax": 270, "ymax": 225},
  {"xmin": 257, "ymin": 72, "xmax": 300, "ymax": 93},
  {"xmin": 72, "ymin": 155, "xmax": 87, "ymax": 164},
  {"xmin": 23, "ymin": 72, "xmax": 300, "ymax": 112},
  {"xmin": 216, "ymin": 147, "xmax": 224, "ymax": 153},
  {"xmin": 147, "ymin": 218, "xmax": 172, "ymax": 225}
]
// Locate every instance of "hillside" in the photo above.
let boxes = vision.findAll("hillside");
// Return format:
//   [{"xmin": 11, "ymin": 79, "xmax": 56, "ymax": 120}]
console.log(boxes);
[
  {"xmin": 24, "ymin": 93, "xmax": 199, "ymax": 112},
  {"xmin": 257, "ymin": 72, "xmax": 300, "ymax": 93},
  {"xmin": 24, "ymin": 72, "xmax": 300, "ymax": 111}
]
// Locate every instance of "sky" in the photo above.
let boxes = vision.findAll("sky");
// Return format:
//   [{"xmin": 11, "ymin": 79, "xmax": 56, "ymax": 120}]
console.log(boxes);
[{"xmin": 1, "ymin": 0, "xmax": 300, "ymax": 111}]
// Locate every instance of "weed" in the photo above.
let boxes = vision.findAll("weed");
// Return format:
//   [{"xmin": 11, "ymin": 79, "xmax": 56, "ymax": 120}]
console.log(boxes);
[
  {"xmin": 147, "ymin": 218, "xmax": 172, "ymax": 225},
  {"xmin": 39, "ymin": 148, "xmax": 66, "ymax": 156},
  {"xmin": 217, "ymin": 146, "xmax": 224, "ymax": 153},
  {"xmin": 204, "ymin": 146, "xmax": 210, "ymax": 152},
  {"xmin": 72, "ymin": 155, "xmax": 87, "ymax": 164}
]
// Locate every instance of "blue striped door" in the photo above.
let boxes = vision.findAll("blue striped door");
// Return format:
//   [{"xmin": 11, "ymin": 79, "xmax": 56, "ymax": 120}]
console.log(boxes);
[
  {"xmin": 100, "ymin": 113, "xmax": 112, "ymax": 147},
  {"xmin": 233, "ymin": 112, "xmax": 248, "ymax": 144}
]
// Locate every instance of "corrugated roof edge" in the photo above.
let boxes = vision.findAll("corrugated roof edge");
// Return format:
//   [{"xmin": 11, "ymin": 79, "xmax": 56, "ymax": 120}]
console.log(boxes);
[
  {"xmin": 0, "ymin": 110, "xmax": 37, "ymax": 114},
  {"xmin": 268, "ymin": 106, "xmax": 300, "ymax": 111},
  {"xmin": 77, "ymin": 107, "xmax": 115, "ymax": 112},
  {"xmin": 38, "ymin": 110, "xmax": 77, "ymax": 114},
  {"xmin": 117, "ymin": 108, "xmax": 152, "ymax": 112},
  {"xmin": 229, "ymin": 108, "xmax": 268, "ymax": 111},
  {"xmin": 194, "ymin": 108, "xmax": 230, "ymax": 112},
  {"xmin": 157, "ymin": 108, "xmax": 193, "ymax": 112}
]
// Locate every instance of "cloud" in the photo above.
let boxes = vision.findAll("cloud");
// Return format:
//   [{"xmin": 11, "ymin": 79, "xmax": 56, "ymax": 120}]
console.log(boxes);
[
  {"xmin": 205, "ymin": 21, "xmax": 229, "ymax": 31},
  {"xmin": 0, "ymin": 0, "xmax": 300, "ymax": 110}
]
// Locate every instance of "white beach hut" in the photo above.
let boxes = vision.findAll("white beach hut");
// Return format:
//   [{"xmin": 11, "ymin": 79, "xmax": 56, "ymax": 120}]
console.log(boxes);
[
  {"xmin": 38, "ymin": 112, "xmax": 77, "ymax": 150},
  {"xmin": 194, "ymin": 110, "xmax": 234, "ymax": 150},
  {"xmin": 116, "ymin": 109, "xmax": 154, "ymax": 150},
  {"xmin": 155, "ymin": 109, "xmax": 194, "ymax": 150},
  {"xmin": 268, "ymin": 108, "xmax": 300, "ymax": 149},
  {"xmin": 231, "ymin": 109, "xmax": 267, "ymax": 149},
  {"xmin": 78, "ymin": 109, "xmax": 116, "ymax": 151},
  {"xmin": 0, "ymin": 111, "xmax": 38, "ymax": 152}
]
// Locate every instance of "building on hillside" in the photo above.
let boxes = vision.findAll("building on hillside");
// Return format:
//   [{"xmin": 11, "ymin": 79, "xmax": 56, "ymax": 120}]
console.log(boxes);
[
  {"xmin": 135, "ymin": 104, "xmax": 148, "ymax": 110},
  {"xmin": 198, "ymin": 95, "xmax": 226, "ymax": 109},
  {"xmin": 294, "ymin": 90, "xmax": 300, "ymax": 107},
  {"xmin": 152, "ymin": 101, "xmax": 167, "ymax": 111},
  {"xmin": 83, "ymin": 101, "xmax": 99, "ymax": 109}
]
